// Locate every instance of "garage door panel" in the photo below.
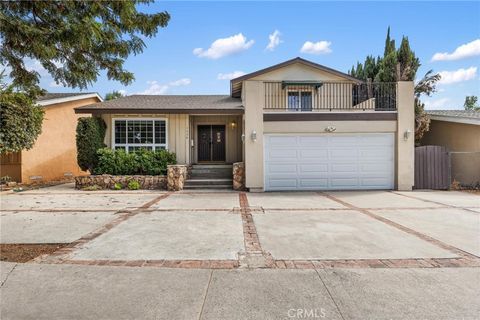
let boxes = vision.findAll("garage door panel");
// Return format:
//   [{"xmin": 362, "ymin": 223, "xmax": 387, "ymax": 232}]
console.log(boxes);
[{"xmin": 265, "ymin": 133, "xmax": 394, "ymax": 191}]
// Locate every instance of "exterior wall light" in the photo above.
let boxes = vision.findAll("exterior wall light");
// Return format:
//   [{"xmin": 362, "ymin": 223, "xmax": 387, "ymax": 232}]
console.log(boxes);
[
  {"xmin": 404, "ymin": 129, "xmax": 411, "ymax": 141},
  {"xmin": 251, "ymin": 130, "xmax": 257, "ymax": 142},
  {"xmin": 230, "ymin": 120, "xmax": 237, "ymax": 128}
]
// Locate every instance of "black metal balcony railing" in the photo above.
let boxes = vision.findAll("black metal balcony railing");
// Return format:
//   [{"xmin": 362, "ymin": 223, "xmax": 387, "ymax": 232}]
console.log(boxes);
[{"xmin": 264, "ymin": 81, "xmax": 397, "ymax": 111}]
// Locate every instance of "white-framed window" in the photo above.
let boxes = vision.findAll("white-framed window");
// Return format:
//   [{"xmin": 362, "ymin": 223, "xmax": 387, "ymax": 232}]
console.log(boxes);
[
  {"xmin": 112, "ymin": 118, "xmax": 168, "ymax": 152},
  {"xmin": 287, "ymin": 88, "xmax": 313, "ymax": 111}
]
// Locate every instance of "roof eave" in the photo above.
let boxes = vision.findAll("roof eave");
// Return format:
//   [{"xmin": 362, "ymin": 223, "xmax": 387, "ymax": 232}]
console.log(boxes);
[{"xmin": 37, "ymin": 93, "xmax": 103, "ymax": 106}]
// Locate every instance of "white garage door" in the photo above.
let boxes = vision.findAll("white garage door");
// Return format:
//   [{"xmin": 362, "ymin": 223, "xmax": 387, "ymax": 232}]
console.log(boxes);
[{"xmin": 264, "ymin": 133, "xmax": 394, "ymax": 191}]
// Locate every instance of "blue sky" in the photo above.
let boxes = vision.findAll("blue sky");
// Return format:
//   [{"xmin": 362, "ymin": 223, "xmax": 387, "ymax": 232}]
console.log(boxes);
[{"xmin": 41, "ymin": 1, "xmax": 480, "ymax": 110}]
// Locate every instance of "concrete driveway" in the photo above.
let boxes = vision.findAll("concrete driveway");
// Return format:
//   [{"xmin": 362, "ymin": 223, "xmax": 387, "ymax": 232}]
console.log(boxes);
[{"xmin": 1, "ymin": 184, "xmax": 479, "ymax": 319}]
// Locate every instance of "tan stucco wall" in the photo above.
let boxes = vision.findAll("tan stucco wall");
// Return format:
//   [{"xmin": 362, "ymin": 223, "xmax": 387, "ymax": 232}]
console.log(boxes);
[
  {"xmin": 102, "ymin": 113, "xmax": 190, "ymax": 164},
  {"xmin": 17, "ymin": 97, "xmax": 99, "ymax": 183},
  {"xmin": 396, "ymin": 82, "xmax": 415, "ymax": 190},
  {"xmin": 421, "ymin": 120, "xmax": 480, "ymax": 186},
  {"xmin": 190, "ymin": 115, "xmax": 243, "ymax": 164},
  {"xmin": 242, "ymin": 62, "xmax": 415, "ymax": 191}
]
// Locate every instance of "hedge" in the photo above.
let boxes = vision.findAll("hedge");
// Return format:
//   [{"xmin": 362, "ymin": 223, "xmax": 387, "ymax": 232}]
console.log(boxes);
[
  {"xmin": 94, "ymin": 148, "xmax": 176, "ymax": 175},
  {"xmin": 76, "ymin": 117, "xmax": 106, "ymax": 172}
]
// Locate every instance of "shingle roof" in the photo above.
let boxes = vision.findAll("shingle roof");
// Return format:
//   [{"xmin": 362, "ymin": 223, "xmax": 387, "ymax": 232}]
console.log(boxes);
[
  {"xmin": 427, "ymin": 110, "xmax": 480, "ymax": 119},
  {"xmin": 75, "ymin": 95, "xmax": 244, "ymax": 114},
  {"xmin": 37, "ymin": 92, "xmax": 97, "ymax": 101},
  {"xmin": 427, "ymin": 110, "xmax": 480, "ymax": 125}
]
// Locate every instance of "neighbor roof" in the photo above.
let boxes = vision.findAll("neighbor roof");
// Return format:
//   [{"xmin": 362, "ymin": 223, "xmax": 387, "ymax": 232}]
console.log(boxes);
[
  {"xmin": 37, "ymin": 92, "xmax": 103, "ymax": 106},
  {"xmin": 230, "ymin": 57, "xmax": 362, "ymax": 98},
  {"xmin": 75, "ymin": 95, "xmax": 244, "ymax": 114},
  {"xmin": 427, "ymin": 110, "xmax": 480, "ymax": 125}
]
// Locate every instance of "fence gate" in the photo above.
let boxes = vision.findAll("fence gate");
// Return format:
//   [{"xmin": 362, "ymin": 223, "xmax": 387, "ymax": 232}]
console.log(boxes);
[{"xmin": 414, "ymin": 145, "xmax": 451, "ymax": 190}]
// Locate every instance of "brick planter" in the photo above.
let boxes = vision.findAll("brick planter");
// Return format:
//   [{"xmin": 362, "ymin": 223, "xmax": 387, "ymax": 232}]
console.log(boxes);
[
  {"xmin": 75, "ymin": 175, "xmax": 167, "ymax": 190},
  {"xmin": 233, "ymin": 162, "xmax": 245, "ymax": 191}
]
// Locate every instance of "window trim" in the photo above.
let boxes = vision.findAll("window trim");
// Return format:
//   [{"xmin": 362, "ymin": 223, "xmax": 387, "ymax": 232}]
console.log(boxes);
[
  {"xmin": 286, "ymin": 88, "xmax": 314, "ymax": 111},
  {"xmin": 111, "ymin": 117, "xmax": 168, "ymax": 152}
]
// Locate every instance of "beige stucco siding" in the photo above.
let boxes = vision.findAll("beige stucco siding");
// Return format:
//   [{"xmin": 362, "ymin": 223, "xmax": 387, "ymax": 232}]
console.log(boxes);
[
  {"xmin": 421, "ymin": 120, "xmax": 480, "ymax": 186},
  {"xmin": 250, "ymin": 63, "xmax": 350, "ymax": 82},
  {"xmin": 17, "ymin": 97, "xmax": 99, "ymax": 183},
  {"xmin": 102, "ymin": 113, "xmax": 190, "ymax": 164}
]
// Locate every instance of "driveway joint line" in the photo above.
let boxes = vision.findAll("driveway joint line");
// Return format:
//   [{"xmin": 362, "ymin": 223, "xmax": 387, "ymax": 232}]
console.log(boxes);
[
  {"xmin": 314, "ymin": 269, "xmax": 346, "ymax": 320},
  {"xmin": 320, "ymin": 192, "xmax": 480, "ymax": 260},
  {"xmin": 198, "ymin": 270, "xmax": 214, "ymax": 320},
  {"xmin": 0, "ymin": 263, "xmax": 18, "ymax": 288},
  {"xmin": 390, "ymin": 191, "xmax": 480, "ymax": 214}
]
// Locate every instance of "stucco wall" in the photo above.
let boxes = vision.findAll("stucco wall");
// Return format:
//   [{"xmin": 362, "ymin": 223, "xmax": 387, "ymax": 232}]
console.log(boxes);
[
  {"xmin": 18, "ymin": 97, "xmax": 99, "ymax": 183},
  {"xmin": 421, "ymin": 120, "xmax": 480, "ymax": 186}
]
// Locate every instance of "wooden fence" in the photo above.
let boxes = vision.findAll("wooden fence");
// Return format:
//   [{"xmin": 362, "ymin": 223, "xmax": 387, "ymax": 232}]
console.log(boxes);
[{"xmin": 414, "ymin": 145, "xmax": 451, "ymax": 190}]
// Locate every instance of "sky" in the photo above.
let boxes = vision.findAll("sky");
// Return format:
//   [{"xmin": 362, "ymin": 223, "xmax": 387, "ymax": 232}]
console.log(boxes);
[{"xmin": 36, "ymin": 1, "xmax": 480, "ymax": 110}]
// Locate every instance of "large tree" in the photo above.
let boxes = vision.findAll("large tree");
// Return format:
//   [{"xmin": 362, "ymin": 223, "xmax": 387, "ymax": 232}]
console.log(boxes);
[
  {"xmin": 464, "ymin": 96, "xmax": 480, "ymax": 111},
  {"xmin": 105, "ymin": 90, "xmax": 125, "ymax": 101},
  {"xmin": 0, "ymin": 1, "xmax": 170, "ymax": 93},
  {"xmin": 349, "ymin": 28, "xmax": 439, "ymax": 142}
]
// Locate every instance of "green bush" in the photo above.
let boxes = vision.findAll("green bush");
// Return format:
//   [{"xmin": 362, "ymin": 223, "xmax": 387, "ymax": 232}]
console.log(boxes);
[
  {"xmin": 76, "ymin": 117, "xmax": 106, "ymax": 172},
  {"xmin": 113, "ymin": 182, "xmax": 122, "ymax": 190},
  {"xmin": 94, "ymin": 148, "xmax": 176, "ymax": 175},
  {"xmin": 127, "ymin": 180, "xmax": 140, "ymax": 190}
]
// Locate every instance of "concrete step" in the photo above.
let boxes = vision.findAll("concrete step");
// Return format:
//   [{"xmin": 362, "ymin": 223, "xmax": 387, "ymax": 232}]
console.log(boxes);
[
  {"xmin": 185, "ymin": 179, "xmax": 233, "ymax": 186},
  {"xmin": 192, "ymin": 164, "xmax": 232, "ymax": 169},
  {"xmin": 183, "ymin": 184, "xmax": 233, "ymax": 190}
]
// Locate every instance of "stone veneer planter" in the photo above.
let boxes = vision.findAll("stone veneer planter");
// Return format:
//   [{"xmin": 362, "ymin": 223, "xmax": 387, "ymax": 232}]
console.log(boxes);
[
  {"xmin": 75, "ymin": 175, "xmax": 167, "ymax": 190},
  {"xmin": 167, "ymin": 164, "xmax": 188, "ymax": 191},
  {"xmin": 233, "ymin": 162, "xmax": 245, "ymax": 191}
]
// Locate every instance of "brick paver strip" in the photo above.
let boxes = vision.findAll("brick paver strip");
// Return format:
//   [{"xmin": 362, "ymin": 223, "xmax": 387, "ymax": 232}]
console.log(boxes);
[
  {"xmin": 239, "ymin": 192, "xmax": 263, "ymax": 253},
  {"xmin": 320, "ymin": 192, "xmax": 480, "ymax": 260},
  {"xmin": 391, "ymin": 191, "xmax": 480, "ymax": 214}
]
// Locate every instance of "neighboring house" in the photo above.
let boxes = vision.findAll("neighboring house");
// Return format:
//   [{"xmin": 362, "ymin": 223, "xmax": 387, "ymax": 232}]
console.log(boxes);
[
  {"xmin": 421, "ymin": 110, "xmax": 480, "ymax": 186},
  {"xmin": 0, "ymin": 93, "xmax": 103, "ymax": 183},
  {"xmin": 75, "ymin": 57, "xmax": 414, "ymax": 191}
]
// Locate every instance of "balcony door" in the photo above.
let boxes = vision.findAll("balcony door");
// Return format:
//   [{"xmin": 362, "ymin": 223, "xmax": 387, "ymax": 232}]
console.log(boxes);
[{"xmin": 198, "ymin": 125, "xmax": 226, "ymax": 162}]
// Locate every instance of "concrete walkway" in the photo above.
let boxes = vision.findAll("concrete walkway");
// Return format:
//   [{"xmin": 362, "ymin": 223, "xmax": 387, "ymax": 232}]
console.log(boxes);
[{"xmin": 1, "ymin": 262, "xmax": 478, "ymax": 320}]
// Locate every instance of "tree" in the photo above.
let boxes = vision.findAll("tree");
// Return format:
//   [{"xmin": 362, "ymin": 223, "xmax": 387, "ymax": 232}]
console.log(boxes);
[
  {"xmin": 464, "ymin": 96, "xmax": 480, "ymax": 111},
  {"xmin": 349, "ymin": 28, "xmax": 440, "ymax": 142},
  {"xmin": 0, "ymin": 83, "xmax": 44, "ymax": 153},
  {"xmin": 0, "ymin": 1, "xmax": 170, "ymax": 94},
  {"xmin": 76, "ymin": 117, "xmax": 106, "ymax": 173},
  {"xmin": 105, "ymin": 90, "xmax": 125, "ymax": 101}
]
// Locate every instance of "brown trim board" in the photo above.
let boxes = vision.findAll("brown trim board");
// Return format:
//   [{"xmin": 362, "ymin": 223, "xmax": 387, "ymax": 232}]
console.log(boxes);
[
  {"xmin": 263, "ymin": 112, "xmax": 397, "ymax": 121},
  {"xmin": 75, "ymin": 108, "xmax": 244, "ymax": 115}
]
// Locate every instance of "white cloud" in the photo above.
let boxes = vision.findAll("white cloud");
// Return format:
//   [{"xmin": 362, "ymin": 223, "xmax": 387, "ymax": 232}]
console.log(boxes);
[
  {"xmin": 300, "ymin": 41, "xmax": 332, "ymax": 55},
  {"xmin": 431, "ymin": 39, "xmax": 480, "ymax": 61},
  {"xmin": 193, "ymin": 33, "xmax": 254, "ymax": 59},
  {"xmin": 438, "ymin": 67, "xmax": 477, "ymax": 84},
  {"xmin": 118, "ymin": 89, "xmax": 127, "ymax": 96},
  {"xmin": 423, "ymin": 98, "xmax": 451, "ymax": 110},
  {"xmin": 266, "ymin": 30, "xmax": 282, "ymax": 51},
  {"xmin": 140, "ymin": 78, "xmax": 191, "ymax": 95},
  {"xmin": 217, "ymin": 71, "xmax": 246, "ymax": 80}
]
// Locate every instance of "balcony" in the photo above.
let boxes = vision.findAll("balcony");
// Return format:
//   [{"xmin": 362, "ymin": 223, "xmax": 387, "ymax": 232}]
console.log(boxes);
[{"xmin": 264, "ymin": 81, "xmax": 397, "ymax": 112}]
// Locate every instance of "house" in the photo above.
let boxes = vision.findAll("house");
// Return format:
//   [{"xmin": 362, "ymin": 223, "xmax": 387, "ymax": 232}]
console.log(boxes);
[
  {"xmin": 0, "ymin": 93, "xmax": 103, "ymax": 184},
  {"xmin": 75, "ymin": 57, "xmax": 415, "ymax": 191},
  {"xmin": 421, "ymin": 110, "xmax": 480, "ymax": 186}
]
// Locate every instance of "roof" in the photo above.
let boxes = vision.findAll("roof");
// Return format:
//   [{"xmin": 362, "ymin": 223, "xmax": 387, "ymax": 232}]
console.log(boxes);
[
  {"xmin": 230, "ymin": 57, "xmax": 362, "ymax": 98},
  {"xmin": 37, "ymin": 92, "xmax": 103, "ymax": 106},
  {"xmin": 427, "ymin": 110, "xmax": 480, "ymax": 125},
  {"xmin": 75, "ymin": 95, "xmax": 244, "ymax": 114}
]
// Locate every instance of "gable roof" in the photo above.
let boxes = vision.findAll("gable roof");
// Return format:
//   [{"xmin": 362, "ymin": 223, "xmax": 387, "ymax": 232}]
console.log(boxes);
[
  {"xmin": 75, "ymin": 95, "xmax": 243, "ymax": 114},
  {"xmin": 427, "ymin": 110, "xmax": 480, "ymax": 125},
  {"xmin": 230, "ymin": 57, "xmax": 362, "ymax": 97},
  {"xmin": 37, "ymin": 92, "xmax": 103, "ymax": 106}
]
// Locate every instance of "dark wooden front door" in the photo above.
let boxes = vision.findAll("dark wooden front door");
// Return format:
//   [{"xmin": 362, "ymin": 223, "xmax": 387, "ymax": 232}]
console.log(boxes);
[{"xmin": 198, "ymin": 125, "xmax": 226, "ymax": 162}]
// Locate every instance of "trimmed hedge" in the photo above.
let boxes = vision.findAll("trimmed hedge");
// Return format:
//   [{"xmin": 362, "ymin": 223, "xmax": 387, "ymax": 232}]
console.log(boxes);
[
  {"xmin": 94, "ymin": 148, "xmax": 176, "ymax": 175},
  {"xmin": 76, "ymin": 117, "xmax": 106, "ymax": 172}
]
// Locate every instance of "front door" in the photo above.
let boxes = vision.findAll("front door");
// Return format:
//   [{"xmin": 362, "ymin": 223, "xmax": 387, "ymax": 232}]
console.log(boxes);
[{"xmin": 198, "ymin": 125, "xmax": 226, "ymax": 162}]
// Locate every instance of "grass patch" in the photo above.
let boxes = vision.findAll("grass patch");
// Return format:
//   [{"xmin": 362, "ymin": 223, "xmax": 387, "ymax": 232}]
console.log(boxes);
[{"xmin": 0, "ymin": 244, "xmax": 67, "ymax": 263}]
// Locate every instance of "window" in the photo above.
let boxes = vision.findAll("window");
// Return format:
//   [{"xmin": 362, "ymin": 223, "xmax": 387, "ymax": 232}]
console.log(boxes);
[
  {"xmin": 113, "ymin": 119, "xmax": 167, "ymax": 152},
  {"xmin": 287, "ymin": 90, "xmax": 312, "ymax": 111}
]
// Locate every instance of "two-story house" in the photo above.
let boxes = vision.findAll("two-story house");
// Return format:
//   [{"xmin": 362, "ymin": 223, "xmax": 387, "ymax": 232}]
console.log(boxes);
[{"xmin": 75, "ymin": 57, "xmax": 414, "ymax": 191}]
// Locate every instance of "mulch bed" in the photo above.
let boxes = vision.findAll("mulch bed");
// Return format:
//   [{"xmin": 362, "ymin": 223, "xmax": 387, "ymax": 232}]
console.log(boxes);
[{"xmin": 0, "ymin": 244, "xmax": 67, "ymax": 263}]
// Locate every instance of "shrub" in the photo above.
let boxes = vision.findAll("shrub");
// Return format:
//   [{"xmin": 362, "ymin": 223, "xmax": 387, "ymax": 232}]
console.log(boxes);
[
  {"xmin": 93, "ymin": 148, "xmax": 176, "ymax": 175},
  {"xmin": 76, "ymin": 117, "xmax": 106, "ymax": 172},
  {"xmin": 113, "ymin": 182, "xmax": 122, "ymax": 190},
  {"xmin": 127, "ymin": 180, "xmax": 140, "ymax": 190}
]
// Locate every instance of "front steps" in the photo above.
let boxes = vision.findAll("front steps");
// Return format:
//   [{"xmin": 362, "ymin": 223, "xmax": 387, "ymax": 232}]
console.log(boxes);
[{"xmin": 184, "ymin": 164, "xmax": 233, "ymax": 190}]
